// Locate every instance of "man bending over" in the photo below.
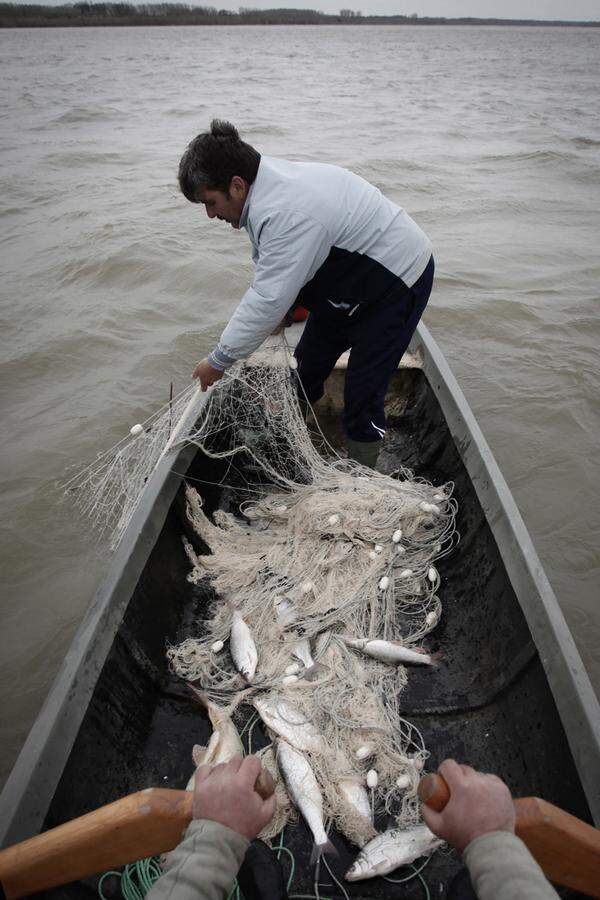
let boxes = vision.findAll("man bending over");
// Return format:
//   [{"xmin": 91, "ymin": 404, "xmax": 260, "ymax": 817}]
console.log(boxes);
[{"xmin": 180, "ymin": 120, "xmax": 433, "ymax": 468}]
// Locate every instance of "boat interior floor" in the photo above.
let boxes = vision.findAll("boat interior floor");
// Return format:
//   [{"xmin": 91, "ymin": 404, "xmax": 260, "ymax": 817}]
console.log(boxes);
[{"xmin": 41, "ymin": 371, "xmax": 591, "ymax": 899}]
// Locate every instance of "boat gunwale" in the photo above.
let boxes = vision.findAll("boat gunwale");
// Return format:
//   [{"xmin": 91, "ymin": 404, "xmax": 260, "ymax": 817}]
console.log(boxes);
[
  {"xmin": 0, "ymin": 323, "xmax": 598, "ymax": 850},
  {"xmin": 412, "ymin": 323, "xmax": 600, "ymax": 824},
  {"xmin": 0, "ymin": 431, "xmax": 202, "ymax": 847}
]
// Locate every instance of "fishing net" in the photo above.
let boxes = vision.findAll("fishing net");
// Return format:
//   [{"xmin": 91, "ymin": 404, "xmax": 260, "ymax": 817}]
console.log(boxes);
[
  {"xmin": 62, "ymin": 382, "xmax": 203, "ymax": 549},
  {"xmin": 163, "ymin": 335, "xmax": 458, "ymax": 847},
  {"xmin": 66, "ymin": 332, "xmax": 458, "ymax": 865}
]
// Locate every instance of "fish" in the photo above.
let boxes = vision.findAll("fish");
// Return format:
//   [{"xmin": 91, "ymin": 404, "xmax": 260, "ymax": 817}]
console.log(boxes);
[
  {"xmin": 186, "ymin": 688, "xmax": 244, "ymax": 790},
  {"xmin": 253, "ymin": 696, "xmax": 325, "ymax": 754},
  {"xmin": 345, "ymin": 824, "xmax": 443, "ymax": 881},
  {"xmin": 336, "ymin": 776, "xmax": 372, "ymax": 822},
  {"xmin": 291, "ymin": 637, "xmax": 323, "ymax": 680},
  {"xmin": 334, "ymin": 776, "xmax": 377, "ymax": 848},
  {"xmin": 230, "ymin": 610, "xmax": 258, "ymax": 681},
  {"xmin": 343, "ymin": 638, "xmax": 441, "ymax": 667},
  {"xmin": 255, "ymin": 745, "xmax": 292, "ymax": 841},
  {"xmin": 276, "ymin": 739, "xmax": 335, "ymax": 862}
]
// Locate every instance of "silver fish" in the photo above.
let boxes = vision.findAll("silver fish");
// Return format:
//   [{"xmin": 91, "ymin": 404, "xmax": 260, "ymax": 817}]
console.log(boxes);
[
  {"xmin": 255, "ymin": 745, "xmax": 292, "ymax": 841},
  {"xmin": 335, "ymin": 776, "xmax": 376, "ymax": 848},
  {"xmin": 344, "ymin": 638, "xmax": 440, "ymax": 667},
  {"xmin": 230, "ymin": 610, "xmax": 258, "ymax": 681},
  {"xmin": 253, "ymin": 697, "xmax": 325, "ymax": 754},
  {"xmin": 186, "ymin": 690, "xmax": 243, "ymax": 790},
  {"xmin": 345, "ymin": 824, "xmax": 443, "ymax": 881},
  {"xmin": 291, "ymin": 637, "xmax": 323, "ymax": 679},
  {"xmin": 276, "ymin": 740, "xmax": 334, "ymax": 862},
  {"xmin": 337, "ymin": 776, "xmax": 372, "ymax": 823}
]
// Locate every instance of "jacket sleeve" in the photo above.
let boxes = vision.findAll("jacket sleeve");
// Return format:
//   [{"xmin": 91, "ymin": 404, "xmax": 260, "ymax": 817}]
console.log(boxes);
[
  {"xmin": 208, "ymin": 211, "xmax": 330, "ymax": 369},
  {"xmin": 463, "ymin": 831, "xmax": 560, "ymax": 900},
  {"xmin": 145, "ymin": 819, "xmax": 249, "ymax": 900}
]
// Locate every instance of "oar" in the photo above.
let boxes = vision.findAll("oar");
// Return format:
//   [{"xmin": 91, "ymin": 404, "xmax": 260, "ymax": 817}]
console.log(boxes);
[
  {"xmin": 418, "ymin": 773, "xmax": 600, "ymax": 898},
  {"xmin": 0, "ymin": 770, "xmax": 274, "ymax": 900}
]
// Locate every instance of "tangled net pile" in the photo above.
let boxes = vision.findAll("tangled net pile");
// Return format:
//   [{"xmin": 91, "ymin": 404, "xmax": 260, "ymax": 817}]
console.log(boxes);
[
  {"xmin": 164, "ymin": 336, "xmax": 459, "ymax": 850},
  {"xmin": 65, "ymin": 334, "xmax": 458, "ymax": 868}
]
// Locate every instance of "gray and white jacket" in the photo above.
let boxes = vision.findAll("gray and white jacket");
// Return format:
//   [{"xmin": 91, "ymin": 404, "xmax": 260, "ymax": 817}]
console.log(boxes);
[{"xmin": 208, "ymin": 155, "xmax": 432, "ymax": 371}]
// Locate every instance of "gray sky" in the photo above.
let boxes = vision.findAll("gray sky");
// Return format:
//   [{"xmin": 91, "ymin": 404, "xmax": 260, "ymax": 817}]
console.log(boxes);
[{"xmin": 39, "ymin": 0, "xmax": 600, "ymax": 18}]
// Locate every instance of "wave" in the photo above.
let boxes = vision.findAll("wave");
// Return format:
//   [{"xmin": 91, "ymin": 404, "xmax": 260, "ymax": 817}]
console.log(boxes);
[
  {"xmin": 572, "ymin": 136, "xmax": 600, "ymax": 148},
  {"xmin": 45, "ymin": 150, "xmax": 126, "ymax": 168},
  {"xmin": 478, "ymin": 149, "xmax": 574, "ymax": 165},
  {"xmin": 57, "ymin": 251, "xmax": 164, "ymax": 290},
  {"xmin": 0, "ymin": 206, "xmax": 23, "ymax": 218},
  {"xmin": 242, "ymin": 124, "xmax": 289, "ymax": 137},
  {"xmin": 47, "ymin": 105, "xmax": 123, "ymax": 126}
]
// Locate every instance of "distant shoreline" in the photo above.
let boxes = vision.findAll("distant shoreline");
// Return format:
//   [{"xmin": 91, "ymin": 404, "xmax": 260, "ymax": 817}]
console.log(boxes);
[{"xmin": 1, "ymin": 5, "xmax": 598, "ymax": 29}]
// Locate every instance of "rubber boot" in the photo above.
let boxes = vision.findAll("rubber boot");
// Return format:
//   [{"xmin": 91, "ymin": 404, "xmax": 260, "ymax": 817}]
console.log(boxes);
[{"xmin": 346, "ymin": 437, "xmax": 381, "ymax": 469}]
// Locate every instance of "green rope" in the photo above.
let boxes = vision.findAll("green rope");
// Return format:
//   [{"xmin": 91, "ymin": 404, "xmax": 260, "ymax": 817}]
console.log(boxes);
[
  {"xmin": 98, "ymin": 870, "xmax": 122, "ymax": 900},
  {"xmin": 416, "ymin": 868, "xmax": 431, "ymax": 900},
  {"xmin": 226, "ymin": 880, "xmax": 241, "ymax": 900},
  {"xmin": 274, "ymin": 825, "xmax": 286, "ymax": 858},
  {"xmin": 238, "ymin": 711, "xmax": 259, "ymax": 741},
  {"xmin": 275, "ymin": 845, "xmax": 296, "ymax": 891},
  {"xmin": 271, "ymin": 827, "xmax": 296, "ymax": 891},
  {"xmin": 383, "ymin": 854, "xmax": 431, "ymax": 884},
  {"xmin": 246, "ymin": 716, "xmax": 260, "ymax": 755},
  {"xmin": 382, "ymin": 854, "xmax": 433, "ymax": 898},
  {"xmin": 98, "ymin": 857, "xmax": 162, "ymax": 900}
]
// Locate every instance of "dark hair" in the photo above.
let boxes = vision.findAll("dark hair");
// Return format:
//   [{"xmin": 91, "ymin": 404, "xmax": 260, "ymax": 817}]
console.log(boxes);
[{"xmin": 178, "ymin": 120, "xmax": 261, "ymax": 202}]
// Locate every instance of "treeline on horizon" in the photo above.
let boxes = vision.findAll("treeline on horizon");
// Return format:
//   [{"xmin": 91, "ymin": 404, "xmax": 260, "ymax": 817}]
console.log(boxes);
[{"xmin": 0, "ymin": 2, "xmax": 598, "ymax": 27}]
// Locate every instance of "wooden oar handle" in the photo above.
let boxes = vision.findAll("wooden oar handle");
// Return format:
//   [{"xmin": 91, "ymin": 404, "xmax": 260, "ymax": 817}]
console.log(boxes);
[
  {"xmin": 0, "ymin": 789, "xmax": 193, "ymax": 899},
  {"xmin": 418, "ymin": 773, "xmax": 600, "ymax": 898},
  {"xmin": 255, "ymin": 768, "xmax": 275, "ymax": 800},
  {"xmin": 0, "ymin": 770, "xmax": 275, "ymax": 899},
  {"xmin": 417, "ymin": 773, "xmax": 450, "ymax": 811}
]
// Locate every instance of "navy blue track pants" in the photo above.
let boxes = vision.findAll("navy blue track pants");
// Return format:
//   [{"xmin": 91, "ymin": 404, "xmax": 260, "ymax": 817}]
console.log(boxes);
[{"xmin": 294, "ymin": 255, "xmax": 434, "ymax": 443}]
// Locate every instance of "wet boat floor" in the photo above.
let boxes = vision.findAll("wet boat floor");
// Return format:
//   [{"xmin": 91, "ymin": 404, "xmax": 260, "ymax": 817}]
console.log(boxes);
[{"xmin": 41, "ymin": 373, "xmax": 591, "ymax": 898}]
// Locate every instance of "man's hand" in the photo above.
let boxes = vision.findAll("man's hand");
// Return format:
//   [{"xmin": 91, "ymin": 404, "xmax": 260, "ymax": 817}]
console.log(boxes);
[
  {"xmin": 421, "ymin": 759, "xmax": 515, "ymax": 853},
  {"xmin": 270, "ymin": 316, "xmax": 288, "ymax": 336},
  {"xmin": 192, "ymin": 358, "xmax": 225, "ymax": 391},
  {"xmin": 192, "ymin": 756, "xmax": 276, "ymax": 841}
]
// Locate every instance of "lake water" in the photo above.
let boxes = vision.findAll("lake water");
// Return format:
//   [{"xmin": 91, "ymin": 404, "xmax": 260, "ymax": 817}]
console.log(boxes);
[{"xmin": 1, "ymin": 24, "xmax": 599, "ymax": 788}]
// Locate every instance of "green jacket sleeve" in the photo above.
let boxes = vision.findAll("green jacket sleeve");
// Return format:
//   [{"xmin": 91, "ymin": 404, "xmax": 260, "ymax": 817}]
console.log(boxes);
[
  {"xmin": 463, "ymin": 831, "xmax": 560, "ymax": 900},
  {"xmin": 146, "ymin": 819, "xmax": 250, "ymax": 900}
]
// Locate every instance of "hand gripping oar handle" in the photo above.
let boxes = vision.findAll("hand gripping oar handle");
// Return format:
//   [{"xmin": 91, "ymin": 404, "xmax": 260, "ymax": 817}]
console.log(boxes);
[
  {"xmin": 418, "ymin": 773, "xmax": 600, "ymax": 898},
  {"xmin": 418, "ymin": 772, "xmax": 451, "ymax": 811},
  {"xmin": 0, "ymin": 771, "xmax": 275, "ymax": 899}
]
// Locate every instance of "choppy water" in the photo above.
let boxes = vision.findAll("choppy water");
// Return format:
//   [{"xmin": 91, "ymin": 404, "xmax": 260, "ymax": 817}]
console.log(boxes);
[{"xmin": 1, "ymin": 24, "xmax": 599, "ymax": 788}]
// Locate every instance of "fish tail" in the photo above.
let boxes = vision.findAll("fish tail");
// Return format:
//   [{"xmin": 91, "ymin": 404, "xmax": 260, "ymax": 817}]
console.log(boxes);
[
  {"xmin": 310, "ymin": 837, "xmax": 338, "ymax": 865},
  {"xmin": 429, "ymin": 650, "xmax": 443, "ymax": 667}
]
